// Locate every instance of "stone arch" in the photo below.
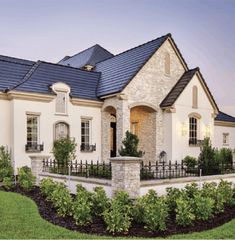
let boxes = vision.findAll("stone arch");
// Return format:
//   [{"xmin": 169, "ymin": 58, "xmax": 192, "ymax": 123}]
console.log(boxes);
[
  {"xmin": 130, "ymin": 105, "xmax": 157, "ymax": 163},
  {"xmin": 53, "ymin": 121, "xmax": 70, "ymax": 140},
  {"xmin": 129, "ymin": 102, "xmax": 158, "ymax": 112},
  {"xmin": 102, "ymin": 105, "xmax": 117, "ymax": 162}
]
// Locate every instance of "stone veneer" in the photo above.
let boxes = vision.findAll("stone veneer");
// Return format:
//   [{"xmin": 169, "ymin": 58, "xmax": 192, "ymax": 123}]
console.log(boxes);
[{"xmin": 110, "ymin": 156, "xmax": 142, "ymax": 198}]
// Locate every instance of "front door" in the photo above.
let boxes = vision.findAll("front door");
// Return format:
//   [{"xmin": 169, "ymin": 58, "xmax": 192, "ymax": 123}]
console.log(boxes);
[{"xmin": 110, "ymin": 122, "xmax": 116, "ymax": 157}]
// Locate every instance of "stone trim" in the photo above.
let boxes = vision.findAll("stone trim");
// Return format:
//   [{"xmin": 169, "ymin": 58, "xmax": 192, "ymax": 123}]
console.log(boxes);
[
  {"xmin": 140, "ymin": 173, "xmax": 235, "ymax": 187},
  {"xmin": 214, "ymin": 120, "xmax": 235, "ymax": 128},
  {"xmin": 39, "ymin": 172, "xmax": 111, "ymax": 186},
  {"xmin": 110, "ymin": 156, "xmax": 142, "ymax": 163},
  {"xmin": 7, "ymin": 91, "xmax": 55, "ymax": 102},
  {"xmin": 70, "ymin": 98, "xmax": 103, "ymax": 108}
]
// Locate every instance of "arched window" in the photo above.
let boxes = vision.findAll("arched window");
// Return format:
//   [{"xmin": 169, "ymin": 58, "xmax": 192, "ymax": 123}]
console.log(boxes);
[
  {"xmin": 189, "ymin": 117, "xmax": 197, "ymax": 145},
  {"xmin": 54, "ymin": 122, "xmax": 69, "ymax": 140},
  {"xmin": 192, "ymin": 86, "xmax": 198, "ymax": 108},
  {"xmin": 164, "ymin": 52, "xmax": 171, "ymax": 75}
]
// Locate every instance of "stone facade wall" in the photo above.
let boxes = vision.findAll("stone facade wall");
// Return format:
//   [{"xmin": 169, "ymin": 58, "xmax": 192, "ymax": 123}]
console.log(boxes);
[
  {"xmin": 130, "ymin": 106, "xmax": 156, "ymax": 163},
  {"xmin": 122, "ymin": 39, "xmax": 186, "ymax": 160},
  {"xmin": 111, "ymin": 157, "xmax": 142, "ymax": 198}
]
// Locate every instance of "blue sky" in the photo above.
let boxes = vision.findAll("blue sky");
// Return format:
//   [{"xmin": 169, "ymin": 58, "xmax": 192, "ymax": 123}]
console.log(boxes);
[{"xmin": 0, "ymin": 0, "xmax": 234, "ymax": 106}]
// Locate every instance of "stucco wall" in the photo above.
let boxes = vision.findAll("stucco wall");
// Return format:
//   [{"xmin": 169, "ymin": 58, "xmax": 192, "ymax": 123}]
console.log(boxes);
[
  {"xmin": 0, "ymin": 99, "xmax": 11, "ymax": 148},
  {"xmin": 10, "ymin": 97, "xmax": 102, "ymax": 170},
  {"xmin": 168, "ymin": 74, "xmax": 215, "ymax": 161},
  {"xmin": 214, "ymin": 125, "xmax": 235, "ymax": 149}
]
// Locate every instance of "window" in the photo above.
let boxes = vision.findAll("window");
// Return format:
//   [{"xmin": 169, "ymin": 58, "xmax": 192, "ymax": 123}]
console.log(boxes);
[
  {"xmin": 192, "ymin": 86, "xmax": 198, "ymax": 108},
  {"xmin": 131, "ymin": 122, "xmax": 139, "ymax": 136},
  {"xmin": 26, "ymin": 115, "xmax": 42, "ymax": 152},
  {"xmin": 164, "ymin": 52, "xmax": 171, "ymax": 75},
  {"xmin": 189, "ymin": 117, "xmax": 198, "ymax": 145},
  {"xmin": 223, "ymin": 133, "xmax": 229, "ymax": 146},
  {"xmin": 55, "ymin": 122, "xmax": 69, "ymax": 140},
  {"xmin": 81, "ymin": 119, "xmax": 91, "ymax": 151},
  {"xmin": 56, "ymin": 92, "xmax": 67, "ymax": 114}
]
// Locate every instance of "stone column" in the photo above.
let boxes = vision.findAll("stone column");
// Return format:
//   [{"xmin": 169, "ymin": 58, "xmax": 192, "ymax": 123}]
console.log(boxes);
[
  {"xmin": 233, "ymin": 152, "xmax": 235, "ymax": 165},
  {"xmin": 30, "ymin": 155, "xmax": 50, "ymax": 185},
  {"xmin": 110, "ymin": 156, "xmax": 142, "ymax": 198},
  {"xmin": 116, "ymin": 95, "xmax": 130, "ymax": 156}
]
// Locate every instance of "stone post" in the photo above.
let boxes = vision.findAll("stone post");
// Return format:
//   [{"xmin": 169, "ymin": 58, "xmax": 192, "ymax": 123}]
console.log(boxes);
[
  {"xmin": 233, "ymin": 152, "xmax": 235, "ymax": 165},
  {"xmin": 110, "ymin": 156, "xmax": 142, "ymax": 198},
  {"xmin": 30, "ymin": 155, "xmax": 50, "ymax": 185}
]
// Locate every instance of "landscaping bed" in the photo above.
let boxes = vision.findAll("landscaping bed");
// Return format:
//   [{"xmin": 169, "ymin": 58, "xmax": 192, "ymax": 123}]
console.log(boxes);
[{"xmin": 1, "ymin": 185, "xmax": 235, "ymax": 238}]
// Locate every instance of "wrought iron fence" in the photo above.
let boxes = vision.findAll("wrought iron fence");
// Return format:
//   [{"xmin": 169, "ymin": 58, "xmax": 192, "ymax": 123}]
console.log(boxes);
[
  {"xmin": 140, "ymin": 160, "xmax": 235, "ymax": 180},
  {"xmin": 42, "ymin": 159, "xmax": 112, "ymax": 179}
]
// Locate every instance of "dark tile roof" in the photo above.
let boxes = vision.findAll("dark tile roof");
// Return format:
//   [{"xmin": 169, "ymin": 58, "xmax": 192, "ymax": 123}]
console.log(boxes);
[
  {"xmin": 13, "ymin": 61, "xmax": 101, "ymax": 100},
  {"xmin": 0, "ymin": 55, "xmax": 35, "ymax": 91},
  {"xmin": 160, "ymin": 68, "xmax": 219, "ymax": 112},
  {"xmin": 215, "ymin": 111, "xmax": 235, "ymax": 123},
  {"xmin": 160, "ymin": 68, "xmax": 198, "ymax": 108},
  {"xmin": 96, "ymin": 34, "xmax": 170, "ymax": 97},
  {"xmin": 58, "ymin": 44, "xmax": 114, "ymax": 68}
]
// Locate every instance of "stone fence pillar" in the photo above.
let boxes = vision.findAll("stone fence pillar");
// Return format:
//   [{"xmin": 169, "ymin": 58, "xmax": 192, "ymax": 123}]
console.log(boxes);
[
  {"xmin": 110, "ymin": 156, "xmax": 142, "ymax": 198},
  {"xmin": 30, "ymin": 155, "xmax": 50, "ymax": 184}
]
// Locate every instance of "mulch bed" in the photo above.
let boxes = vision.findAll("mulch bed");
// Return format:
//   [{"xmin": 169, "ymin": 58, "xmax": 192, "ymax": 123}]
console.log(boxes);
[{"xmin": 1, "ymin": 185, "xmax": 235, "ymax": 238}]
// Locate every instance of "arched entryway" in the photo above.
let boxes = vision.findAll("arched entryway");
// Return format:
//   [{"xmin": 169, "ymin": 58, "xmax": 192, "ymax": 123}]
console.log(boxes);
[
  {"xmin": 102, "ymin": 106, "xmax": 117, "ymax": 162},
  {"xmin": 130, "ymin": 105, "xmax": 157, "ymax": 163}
]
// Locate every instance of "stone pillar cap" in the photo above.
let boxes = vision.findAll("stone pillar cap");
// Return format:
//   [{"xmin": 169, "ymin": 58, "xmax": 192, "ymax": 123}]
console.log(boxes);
[{"xmin": 110, "ymin": 156, "xmax": 143, "ymax": 163}]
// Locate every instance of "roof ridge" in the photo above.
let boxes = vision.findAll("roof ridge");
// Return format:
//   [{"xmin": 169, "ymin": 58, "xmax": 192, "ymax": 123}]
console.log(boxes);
[
  {"xmin": 96, "ymin": 33, "xmax": 171, "ymax": 66},
  {"xmin": 62, "ymin": 44, "xmax": 98, "ymax": 63},
  {"xmin": 10, "ymin": 61, "xmax": 41, "ymax": 91},
  {"xmin": 0, "ymin": 54, "xmax": 34, "ymax": 66},
  {"xmin": 39, "ymin": 60, "xmax": 101, "ymax": 75}
]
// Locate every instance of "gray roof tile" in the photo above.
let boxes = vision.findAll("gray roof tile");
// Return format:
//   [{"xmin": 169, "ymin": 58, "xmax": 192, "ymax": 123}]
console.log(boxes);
[
  {"xmin": 96, "ymin": 34, "xmax": 170, "ymax": 97},
  {"xmin": 58, "ymin": 44, "xmax": 113, "ymax": 68},
  {"xmin": 215, "ymin": 111, "xmax": 235, "ymax": 123}
]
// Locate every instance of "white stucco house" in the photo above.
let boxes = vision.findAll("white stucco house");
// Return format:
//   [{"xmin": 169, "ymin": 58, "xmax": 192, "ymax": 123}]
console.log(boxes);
[{"xmin": 0, "ymin": 33, "xmax": 235, "ymax": 169}]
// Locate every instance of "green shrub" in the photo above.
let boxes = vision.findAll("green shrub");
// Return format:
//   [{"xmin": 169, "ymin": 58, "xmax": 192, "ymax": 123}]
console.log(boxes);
[
  {"xmin": 2, "ymin": 177, "xmax": 14, "ymax": 190},
  {"xmin": 217, "ymin": 180, "xmax": 234, "ymax": 206},
  {"xmin": 118, "ymin": 131, "xmax": 144, "ymax": 157},
  {"xmin": 103, "ymin": 191, "xmax": 132, "ymax": 234},
  {"xmin": 72, "ymin": 184, "xmax": 93, "ymax": 226},
  {"xmin": 0, "ymin": 146, "xmax": 14, "ymax": 182},
  {"xmin": 175, "ymin": 197, "xmax": 195, "ymax": 226},
  {"xmin": 51, "ymin": 182, "xmax": 73, "ymax": 217},
  {"xmin": 92, "ymin": 187, "xmax": 110, "ymax": 217},
  {"xmin": 40, "ymin": 178, "xmax": 56, "ymax": 200},
  {"xmin": 18, "ymin": 166, "xmax": 36, "ymax": 191},
  {"xmin": 166, "ymin": 187, "xmax": 185, "ymax": 213},
  {"xmin": 192, "ymin": 193, "xmax": 214, "ymax": 220},
  {"xmin": 183, "ymin": 156, "xmax": 197, "ymax": 170},
  {"xmin": 198, "ymin": 138, "xmax": 218, "ymax": 175},
  {"xmin": 219, "ymin": 148, "xmax": 233, "ymax": 166},
  {"xmin": 53, "ymin": 138, "xmax": 77, "ymax": 165},
  {"xmin": 185, "ymin": 183, "xmax": 199, "ymax": 198},
  {"xmin": 142, "ymin": 191, "xmax": 168, "ymax": 231}
]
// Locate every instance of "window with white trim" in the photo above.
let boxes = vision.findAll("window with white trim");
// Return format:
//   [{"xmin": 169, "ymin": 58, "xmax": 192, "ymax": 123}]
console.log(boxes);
[
  {"xmin": 223, "ymin": 133, "xmax": 229, "ymax": 145},
  {"xmin": 55, "ymin": 122, "xmax": 69, "ymax": 140},
  {"xmin": 192, "ymin": 86, "xmax": 198, "ymax": 108},
  {"xmin": 81, "ymin": 118, "xmax": 95, "ymax": 152},
  {"xmin": 189, "ymin": 117, "xmax": 198, "ymax": 145},
  {"xmin": 56, "ymin": 92, "xmax": 67, "ymax": 114},
  {"xmin": 27, "ymin": 115, "xmax": 39, "ymax": 148}
]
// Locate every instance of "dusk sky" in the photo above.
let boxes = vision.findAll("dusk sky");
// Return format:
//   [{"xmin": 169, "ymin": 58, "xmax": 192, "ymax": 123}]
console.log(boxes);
[{"xmin": 0, "ymin": 0, "xmax": 234, "ymax": 108}]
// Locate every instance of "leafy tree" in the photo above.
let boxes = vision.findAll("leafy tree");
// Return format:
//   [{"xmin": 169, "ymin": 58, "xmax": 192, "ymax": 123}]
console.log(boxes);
[
  {"xmin": 118, "ymin": 131, "xmax": 144, "ymax": 157},
  {"xmin": 52, "ymin": 138, "xmax": 77, "ymax": 165}
]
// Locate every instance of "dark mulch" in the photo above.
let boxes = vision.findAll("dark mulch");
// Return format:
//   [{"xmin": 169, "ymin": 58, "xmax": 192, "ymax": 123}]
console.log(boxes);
[{"xmin": 1, "ymin": 185, "xmax": 235, "ymax": 238}]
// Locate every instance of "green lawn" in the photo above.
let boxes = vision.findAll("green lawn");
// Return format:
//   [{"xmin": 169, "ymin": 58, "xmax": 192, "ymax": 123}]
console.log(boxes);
[{"xmin": 0, "ymin": 190, "xmax": 235, "ymax": 239}]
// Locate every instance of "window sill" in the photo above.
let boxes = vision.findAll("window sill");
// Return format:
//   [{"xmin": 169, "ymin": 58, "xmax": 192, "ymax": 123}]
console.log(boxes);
[
  {"xmin": 26, "ymin": 150, "xmax": 42, "ymax": 153},
  {"xmin": 55, "ymin": 113, "xmax": 68, "ymax": 117},
  {"xmin": 223, "ymin": 144, "xmax": 229, "ymax": 146},
  {"xmin": 80, "ymin": 150, "xmax": 94, "ymax": 153},
  {"xmin": 164, "ymin": 73, "xmax": 171, "ymax": 77},
  {"xmin": 189, "ymin": 144, "xmax": 200, "ymax": 147}
]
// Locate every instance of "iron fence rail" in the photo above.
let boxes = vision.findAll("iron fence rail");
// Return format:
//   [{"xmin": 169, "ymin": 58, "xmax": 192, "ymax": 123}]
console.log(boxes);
[
  {"xmin": 140, "ymin": 160, "xmax": 235, "ymax": 180},
  {"xmin": 42, "ymin": 159, "xmax": 112, "ymax": 179}
]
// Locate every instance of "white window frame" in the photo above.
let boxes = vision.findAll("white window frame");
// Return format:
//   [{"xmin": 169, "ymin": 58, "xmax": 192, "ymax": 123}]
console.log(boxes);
[
  {"xmin": 81, "ymin": 117, "xmax": 93, "ymax": 151},
  {"xmin": 189, "ymin": 117, "xmax": 200, "ymax": 145},
  {"xmin": 26, "ymin": 114, "xmax": 40, "ymax": 147}
]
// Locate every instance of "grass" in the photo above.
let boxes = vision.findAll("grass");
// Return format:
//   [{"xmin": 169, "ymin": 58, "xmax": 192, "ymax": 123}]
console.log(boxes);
[{"xmin": 0, "ymin": 190, "xmax": 235, "ymax": 239}]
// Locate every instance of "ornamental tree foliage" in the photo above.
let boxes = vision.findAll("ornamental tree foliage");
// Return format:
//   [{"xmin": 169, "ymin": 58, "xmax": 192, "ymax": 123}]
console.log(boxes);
[{"xmin": 118, "ymin": 131, "xmax": 144, "ymax": 157}]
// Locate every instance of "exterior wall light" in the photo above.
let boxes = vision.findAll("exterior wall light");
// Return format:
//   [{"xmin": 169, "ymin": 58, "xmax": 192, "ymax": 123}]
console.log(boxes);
[{"xmin": 181, "ymin": 122, "xmax": 188, "ymax": 136}]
